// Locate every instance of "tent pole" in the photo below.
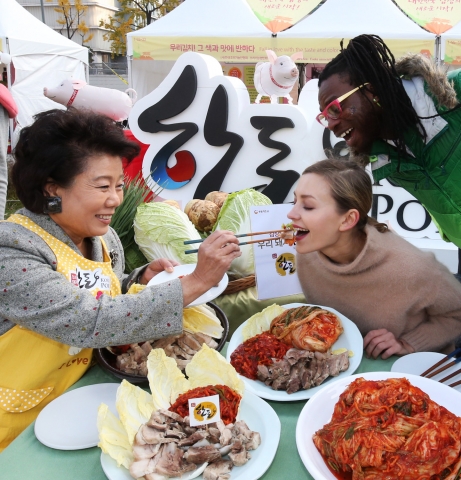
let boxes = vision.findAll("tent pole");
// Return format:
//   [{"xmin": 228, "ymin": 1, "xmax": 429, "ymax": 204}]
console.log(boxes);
[
  {"xmin": 39, "ymin": 0, "xmax": 46, "ymax": 23},
  {"xmin": 128, "ymin": 55, "xmax": 133, "ymax": 90},
  {"xmin": 435, "ymin": 35, "xmax": 441, "ymax": 66},
  {"xmin": 5, "ymin": 38, "xmax": 14, "ymax": 148}
]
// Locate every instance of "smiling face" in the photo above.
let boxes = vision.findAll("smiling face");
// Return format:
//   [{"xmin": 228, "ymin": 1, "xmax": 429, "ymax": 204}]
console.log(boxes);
[
  {"xmin": 45, "ymin": 154, "xmax": 124, "ymax": 251},
  {"xmin": 287, "ymin": 173, "xmax": 349, "ymax": 256},
  {"xmin": 318, "ymin": 73, "xmax": 382, "ymax": 154}
]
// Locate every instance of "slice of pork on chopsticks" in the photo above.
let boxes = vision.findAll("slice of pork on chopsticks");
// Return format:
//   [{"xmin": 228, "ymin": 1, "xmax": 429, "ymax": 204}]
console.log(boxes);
[{"xmin": 420, "ymin": 347, "xmax": 461, "ymax": 387}]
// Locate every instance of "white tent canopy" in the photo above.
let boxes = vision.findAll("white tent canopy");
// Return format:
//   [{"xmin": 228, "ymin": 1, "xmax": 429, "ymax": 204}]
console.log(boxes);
[
  {"xmin": 127, "ymin": 0, "xmax": 271, "ymax": 98},
  {"xmin": 278, "ymin": 0, "xmax": 437, "ymax": 62},
  {"xmin": 0, "ymin": 0, "xmax": 88, "ymax": 129}
]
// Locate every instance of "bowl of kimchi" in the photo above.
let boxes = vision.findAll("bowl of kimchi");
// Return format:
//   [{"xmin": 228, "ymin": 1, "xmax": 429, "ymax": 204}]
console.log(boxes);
[{"xmin": 296, "ymin": 371, "xmax": 461, "ymax": 480}]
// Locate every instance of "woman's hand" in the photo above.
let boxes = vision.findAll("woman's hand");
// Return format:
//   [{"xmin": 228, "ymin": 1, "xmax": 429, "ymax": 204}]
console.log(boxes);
[
  {"xmin": 363, "ymin": 329, "xmax": 415, "ymax": 359},
  {"xmin": 180, "ymin": 230, "xmax": 241, "ymax": 306},
  {"xmin": 139, "ymin": 258, "xmax": 181, "ymax": 285}
]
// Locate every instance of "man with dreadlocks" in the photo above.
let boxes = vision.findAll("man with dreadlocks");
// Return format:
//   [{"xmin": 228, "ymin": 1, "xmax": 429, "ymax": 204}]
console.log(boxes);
[{"xmin": 317, "ymin": 34, "xmax": 461, "ymax": 254}]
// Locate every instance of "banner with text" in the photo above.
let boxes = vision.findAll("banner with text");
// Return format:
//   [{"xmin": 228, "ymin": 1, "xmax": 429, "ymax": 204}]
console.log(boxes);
[
  {"xmin": 394, "ymin": 0, "xmax": 461, "ymax": 34},
  {"xmin": 131, "ymin": 37, "xmax": 435, "ymax": 63}
]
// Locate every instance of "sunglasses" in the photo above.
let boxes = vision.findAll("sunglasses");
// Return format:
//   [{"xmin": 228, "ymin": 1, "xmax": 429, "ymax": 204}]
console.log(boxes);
[{"xmin": 316, "ymin": 83, "xmax": 369, "ymax": 127}]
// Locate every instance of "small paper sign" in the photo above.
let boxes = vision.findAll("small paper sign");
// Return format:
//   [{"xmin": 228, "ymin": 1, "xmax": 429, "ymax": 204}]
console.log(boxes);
[
  {"xmin": 188, "ymin": 394, "xmax": 221, "ymax": 426},
  {"xmin": 250, "ymin": 204, "xmax": 302, "ymax": 300}
]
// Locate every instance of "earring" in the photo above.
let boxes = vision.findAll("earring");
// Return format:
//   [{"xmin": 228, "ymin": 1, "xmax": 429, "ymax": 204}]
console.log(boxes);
[
  {"xmin": 373, "ymin": 98, "xmax": 381, "ymax": 107},
  {"xmin": 43, "ymin": 196, "xmax": 62, "ymax": 214}
]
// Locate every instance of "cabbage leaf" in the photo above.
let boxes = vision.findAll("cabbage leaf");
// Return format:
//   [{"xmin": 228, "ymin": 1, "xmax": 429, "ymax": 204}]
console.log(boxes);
[
  {"xmin": 97, "ymin": 403, "xmax": 134, "ymax": 469},
  {"xmin": 115, "ymin": 380, "xmax": 154, "ymax": 444},
  {"xmin": 241, "ymin": 303, "xmax": 286, "ymax": 341},
  {"xmin": 147, "ymin": 349, "xmax": 190, "ymax": 409}
]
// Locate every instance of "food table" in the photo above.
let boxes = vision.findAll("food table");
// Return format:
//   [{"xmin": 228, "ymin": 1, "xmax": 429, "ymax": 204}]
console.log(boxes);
[{"xmin": 0, "ymin": 346, "xmax": 396, "ymax": 480}]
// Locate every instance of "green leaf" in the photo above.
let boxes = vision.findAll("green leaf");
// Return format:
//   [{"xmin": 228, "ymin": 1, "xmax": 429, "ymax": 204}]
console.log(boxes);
[{"xmin": 345, "ymin": 425, "xmax": 355, "ymax": 440}]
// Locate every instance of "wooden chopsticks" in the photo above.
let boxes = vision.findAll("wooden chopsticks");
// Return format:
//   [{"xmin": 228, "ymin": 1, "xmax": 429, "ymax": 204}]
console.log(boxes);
[
  {"xmin": 420, "ymin": 347, "xmax": 461, "ymax": 387},
  {"xmin": 184, "ymin": 230, "xmax": 288, "ymax": 255},
  {"xmin": 183, "ymin": 229, "xmax": 287, "ymax": 245}
]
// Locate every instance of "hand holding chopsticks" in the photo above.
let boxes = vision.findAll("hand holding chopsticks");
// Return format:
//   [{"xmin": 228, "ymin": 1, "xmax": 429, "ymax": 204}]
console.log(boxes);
[
  {"xmin": 184, "ymin": 229, "xmax": 288, "ymax": 254},
  {"xmin": 420, "ymin": 347, "xmax": 461, "ymax": 388}
]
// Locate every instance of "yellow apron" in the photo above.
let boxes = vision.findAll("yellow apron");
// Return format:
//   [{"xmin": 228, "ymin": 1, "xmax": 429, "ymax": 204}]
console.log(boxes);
[{"xmin": 0, "ymin": 214, "xmax": 121, "ymax": 450}]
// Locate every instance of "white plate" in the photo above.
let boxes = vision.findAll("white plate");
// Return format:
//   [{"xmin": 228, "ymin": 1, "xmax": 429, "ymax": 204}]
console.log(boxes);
[
  {"xmin": 296, "ymin": 371, "xmax": 461, "ymax": 480},
  {"xmin": 100, "ymin": 389, "xmax": 281, "ymax": 480},
  {"xmin": 35, "ymin": 383, "xmax": 119, "ymax": 450},
  {"xmin": 147, "ymin": 264, "xmax": 228, "ymax": 307},
  {"xmin": 391, "ymin": 352, "xmax": 461, "ymax": 391},
  {"xmin": 226, "ymin": 303, "xmax": 363, "ymax": 401}
]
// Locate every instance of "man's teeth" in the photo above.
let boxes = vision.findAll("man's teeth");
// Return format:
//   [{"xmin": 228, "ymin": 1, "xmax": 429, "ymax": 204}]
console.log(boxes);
[
  {"xmin": 97, "ymin": 215, "xmax": 112, "ymax": 220},
  {"xmin": 339, "ymin": 128, "xmax": 353, "ymax": 138}
]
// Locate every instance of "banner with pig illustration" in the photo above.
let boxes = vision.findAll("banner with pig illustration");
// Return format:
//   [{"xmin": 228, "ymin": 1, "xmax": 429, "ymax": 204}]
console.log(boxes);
[{"xmin": 128, "ymin": 51, "xmax": 457, "ymax": 271}]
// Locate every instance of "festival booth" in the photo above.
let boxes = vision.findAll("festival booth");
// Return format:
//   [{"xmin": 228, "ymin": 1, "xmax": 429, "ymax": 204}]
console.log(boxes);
[
  {"xmin": 0, "ymin": 0, "xmax": 88, "ymax": 131},
  {"xmin": 126, "ymin": 0, "xmax": 274, "ymax": 100}
]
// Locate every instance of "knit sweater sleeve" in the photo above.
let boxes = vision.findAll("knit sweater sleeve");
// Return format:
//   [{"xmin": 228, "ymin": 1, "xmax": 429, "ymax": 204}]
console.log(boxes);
[
  {"xmin": 0, "ymin": 221, "xmax": 183, "ymax": 348},
  {"xmin": 399, "ymin": 261, "xmax": 461, "ymax": 353}
]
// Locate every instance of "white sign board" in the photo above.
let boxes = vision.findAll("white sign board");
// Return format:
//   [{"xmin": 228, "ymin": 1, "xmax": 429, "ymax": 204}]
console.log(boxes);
[
  {"xmin": 129, "ymin": 51, "xmax": 458, "ymax": 273},
  {"xmin": 250, "ymin": 204, "xmax": 302, "ymax": 300}
]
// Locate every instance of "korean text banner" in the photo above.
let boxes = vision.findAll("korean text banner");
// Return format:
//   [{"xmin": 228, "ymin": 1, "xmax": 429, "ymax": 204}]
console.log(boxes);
[
  {"xmin": 394, "ymin": 0, "xmax": 461, "ymax": 34},
  {"xmin": 246, "ymin": 0, "xmax": 323, "ymax": 33},
  {"xmin": 131, "ymin": 37, "xmax": 435, "ymax": 63}
]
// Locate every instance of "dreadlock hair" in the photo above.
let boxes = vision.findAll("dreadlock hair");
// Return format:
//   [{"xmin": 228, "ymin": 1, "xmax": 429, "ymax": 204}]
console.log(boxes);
[{"xmin": 318, "ymin": 34, "xmax": 426, "ymax": 161}]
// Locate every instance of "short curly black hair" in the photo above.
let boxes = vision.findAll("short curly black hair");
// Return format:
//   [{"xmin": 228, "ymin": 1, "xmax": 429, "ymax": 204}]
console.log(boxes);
[{"xmin": 12, "ymin": 108, "xmax": 140, "ymax": 213}]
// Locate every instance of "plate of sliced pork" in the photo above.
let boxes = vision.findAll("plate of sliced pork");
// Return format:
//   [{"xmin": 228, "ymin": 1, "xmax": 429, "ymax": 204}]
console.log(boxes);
[
  {"xmin": 226, "ymin": 303, "xmax": 363, "ymax": 401},
  {"xmin": 97, "ymin": 345, "xmax": 280, "ymax": 480}
]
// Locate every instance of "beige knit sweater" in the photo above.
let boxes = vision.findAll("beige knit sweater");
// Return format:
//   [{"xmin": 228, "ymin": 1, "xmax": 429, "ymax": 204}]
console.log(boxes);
[{"xmin": 297, "ymin": 225, "xmax": 461, "ymax": 353}]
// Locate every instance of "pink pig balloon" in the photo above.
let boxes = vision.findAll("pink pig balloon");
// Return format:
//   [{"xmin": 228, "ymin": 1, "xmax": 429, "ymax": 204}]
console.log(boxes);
[
  {"xmin": 254, "ymin": 50, "xmax": 303, "ymax": 105},
  {"xmin": 43, "ymin": 78, "xmax": 137, "ymax": 122}
]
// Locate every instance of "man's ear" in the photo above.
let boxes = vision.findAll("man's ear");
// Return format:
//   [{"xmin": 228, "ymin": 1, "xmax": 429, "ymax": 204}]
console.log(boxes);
[{"xmin": 339, "ymin": 209, "xmax": 360, "ymax": 232}]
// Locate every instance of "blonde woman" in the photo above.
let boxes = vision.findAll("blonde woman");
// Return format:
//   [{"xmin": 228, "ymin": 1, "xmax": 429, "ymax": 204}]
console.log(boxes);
[{"xmin": 288, "ymin": 159, "xmax": 461, "ymax": 360}]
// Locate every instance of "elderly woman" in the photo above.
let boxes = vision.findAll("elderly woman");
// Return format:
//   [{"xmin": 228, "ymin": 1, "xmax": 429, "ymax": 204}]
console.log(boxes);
[
  {"xmin": 317, "ymin": 34, "xmax": 461, "ymax": 254},
  {"xmin": 288, "ymin": 159, "xmax": 461, "ymax": 361},
  {"xmin": 0, "ymin": 108, "xmax": 241, "ymax": 450}
]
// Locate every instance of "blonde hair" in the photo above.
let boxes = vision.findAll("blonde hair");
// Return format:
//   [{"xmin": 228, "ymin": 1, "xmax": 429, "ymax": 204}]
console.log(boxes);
[{"xmin": 303, "ymin": 159, "xmax": 388, "ymax": 233}]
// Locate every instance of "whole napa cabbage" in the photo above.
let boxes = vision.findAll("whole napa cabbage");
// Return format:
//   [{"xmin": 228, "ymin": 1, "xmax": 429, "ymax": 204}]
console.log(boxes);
[
  {"xmin": 212, "ymin": 188, "xmax": 272, "ymax": 278},
  {"xmin": 133, "ymin": 202, "xmax": 201, "ymax": 264}
]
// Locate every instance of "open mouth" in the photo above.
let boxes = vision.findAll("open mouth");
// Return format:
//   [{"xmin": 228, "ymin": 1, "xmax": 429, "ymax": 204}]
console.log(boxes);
[
  {"xmin": 295, "ymin": 228, "xmax": 309, "ymax": 240},
  {"xmin": 96, "ymin": 214, "xmax": 112, "ymax": 223},
  {"xmin": 339, "ymin": 127, "xmax": 353, "ymax": 142}
]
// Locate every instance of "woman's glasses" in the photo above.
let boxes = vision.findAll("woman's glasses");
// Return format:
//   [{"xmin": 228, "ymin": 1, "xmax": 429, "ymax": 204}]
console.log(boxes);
[{"xmin": 316, "ymin": 83, "xmax": 369, "ymax": 127}]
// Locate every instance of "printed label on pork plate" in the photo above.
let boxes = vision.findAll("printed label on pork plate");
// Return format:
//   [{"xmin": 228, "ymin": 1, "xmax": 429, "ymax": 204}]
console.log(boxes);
[{"xmin": 188, "ymin": 394, "xmax": 221, "ymax": 426}]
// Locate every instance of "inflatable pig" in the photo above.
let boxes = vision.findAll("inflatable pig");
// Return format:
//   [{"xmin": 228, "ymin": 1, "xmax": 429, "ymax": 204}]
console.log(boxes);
[
  {"xmin": 254, "ymin": 50, "xmax": 303, "ymax": 105},
  {"xmin": 43, "ymin": 78, "xmax": 137, "ymax": 122}
]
